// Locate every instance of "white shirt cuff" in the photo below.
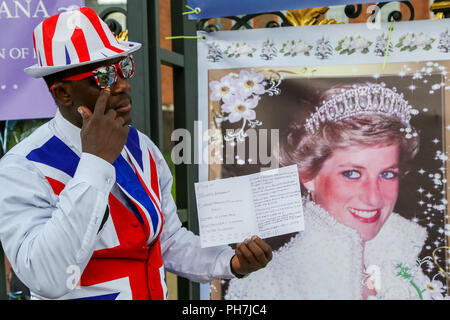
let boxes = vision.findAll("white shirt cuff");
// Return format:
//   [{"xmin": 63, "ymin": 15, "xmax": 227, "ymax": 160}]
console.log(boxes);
[{"xmin": 214, "ymin": 247, "xmax": 237, "ymax": 279}]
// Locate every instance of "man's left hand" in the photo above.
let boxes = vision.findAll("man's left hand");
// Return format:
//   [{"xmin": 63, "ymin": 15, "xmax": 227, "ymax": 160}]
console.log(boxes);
[{"xmin": 231, "ymin": 235, "xmax": 273, "ymax": 277}]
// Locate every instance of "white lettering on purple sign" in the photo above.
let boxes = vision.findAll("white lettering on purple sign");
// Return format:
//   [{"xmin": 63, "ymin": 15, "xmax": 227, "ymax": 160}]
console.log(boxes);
[
  {"xmin": 0, "ymin": 0, "xmax": 49, "ymax": 19},
  {"xmin": 0, "ymin": 47, "xmax": 31, "ymax": 59}
]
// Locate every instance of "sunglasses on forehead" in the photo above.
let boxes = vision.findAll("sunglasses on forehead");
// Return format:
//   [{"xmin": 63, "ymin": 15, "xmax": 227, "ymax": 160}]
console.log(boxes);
[{"xmin": 50, "ymin": 55, "xmax": 135, "ymax": 90}]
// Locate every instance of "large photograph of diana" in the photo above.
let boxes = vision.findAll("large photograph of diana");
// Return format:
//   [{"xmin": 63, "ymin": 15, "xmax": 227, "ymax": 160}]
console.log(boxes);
[{"xmin": 207, "ymin": 61, "xmax": 450, "ymax": 300}]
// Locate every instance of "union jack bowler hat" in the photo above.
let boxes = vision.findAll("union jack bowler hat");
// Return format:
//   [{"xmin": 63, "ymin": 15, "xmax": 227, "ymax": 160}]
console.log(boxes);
[{"xmin": 25, "ymin": 6, "xmax": 142, "ymax": 78}]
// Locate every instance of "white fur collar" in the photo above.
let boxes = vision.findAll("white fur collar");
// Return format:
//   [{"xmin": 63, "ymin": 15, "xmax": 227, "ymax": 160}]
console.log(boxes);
[{"xmin": 225, "ymin": 200, "xmax": 428, "ymax": 300}]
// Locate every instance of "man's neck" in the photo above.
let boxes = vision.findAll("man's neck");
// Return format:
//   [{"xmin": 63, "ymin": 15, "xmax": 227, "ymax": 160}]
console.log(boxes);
[{"xmin": 58, "ymin": 107, "xmax": 82, "ymax": 129}]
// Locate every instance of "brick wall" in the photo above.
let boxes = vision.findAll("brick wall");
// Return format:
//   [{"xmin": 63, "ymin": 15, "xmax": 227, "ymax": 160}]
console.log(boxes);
[{"xmin": 160, "ymin": 0, "xmax": 174, "ymax": 107}]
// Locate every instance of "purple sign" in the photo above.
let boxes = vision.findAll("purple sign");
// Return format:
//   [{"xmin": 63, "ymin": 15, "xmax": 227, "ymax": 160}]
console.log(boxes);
[{"xmin": 0, "ymin": 0, "xmax": 85, "ymax": 121}]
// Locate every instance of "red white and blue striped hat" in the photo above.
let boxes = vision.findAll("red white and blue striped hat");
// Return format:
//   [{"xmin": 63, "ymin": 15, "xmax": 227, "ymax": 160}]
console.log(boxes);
[{"xmin": 25, "ymin": 7, "xmax": 141, "ymax": 78}]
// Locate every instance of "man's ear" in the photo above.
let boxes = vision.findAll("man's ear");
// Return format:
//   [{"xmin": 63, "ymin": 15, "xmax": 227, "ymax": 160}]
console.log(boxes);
[{"xmin": 51, "ymin": 82, "xmax": 73, "ymax": 108}]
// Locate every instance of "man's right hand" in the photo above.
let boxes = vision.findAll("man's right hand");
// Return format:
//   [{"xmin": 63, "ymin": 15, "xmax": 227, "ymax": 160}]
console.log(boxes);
[{"xmin": 78, "ymin": 88, "xmax": 130, "ymax": 164}]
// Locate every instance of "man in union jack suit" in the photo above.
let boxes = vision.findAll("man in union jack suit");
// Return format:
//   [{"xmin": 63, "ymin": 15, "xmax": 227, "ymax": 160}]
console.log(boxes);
[{"xmin": 0, "ymin": 7, "xmax": 272, "ymax": 300}]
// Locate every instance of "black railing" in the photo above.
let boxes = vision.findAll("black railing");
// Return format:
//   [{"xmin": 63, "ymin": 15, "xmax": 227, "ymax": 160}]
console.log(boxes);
[{"xmin": 196, "ymin": 0, "xmax": 450, "ymax": 32}]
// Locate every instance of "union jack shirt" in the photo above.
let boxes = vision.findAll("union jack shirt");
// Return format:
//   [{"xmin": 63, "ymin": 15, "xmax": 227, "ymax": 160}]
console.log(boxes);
[{"xmin": 0, "ymin": 110, "xmax": 235, "ymax": 300}]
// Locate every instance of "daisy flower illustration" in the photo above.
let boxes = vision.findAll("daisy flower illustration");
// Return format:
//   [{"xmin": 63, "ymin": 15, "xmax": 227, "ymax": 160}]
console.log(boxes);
[
  {"xmin": 236, "ymin": 70, "xmax": 266, "ymax": 98},
  {"xmin": 221, "ymin": 96, "xmax": 260, "ymax": 123},
  {"xmin": 209, "ymin": 74, "xmax": 239, "ymax": 103}
]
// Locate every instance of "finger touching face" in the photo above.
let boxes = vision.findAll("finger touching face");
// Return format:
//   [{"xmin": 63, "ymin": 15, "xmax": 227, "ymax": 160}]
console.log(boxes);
[
  {"xmin": 72, "ymin": 82, "xmax": 131, "ymax": 125},
  {"xmin": 67, "ymin": 58, "xmax": 133, "ymax": 126}
]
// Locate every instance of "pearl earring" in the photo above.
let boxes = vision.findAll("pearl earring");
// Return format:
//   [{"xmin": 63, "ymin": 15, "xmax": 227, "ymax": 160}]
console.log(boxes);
[{"xmin": 306, "ymin": 188, "xmax": 312, "ymax": 202}]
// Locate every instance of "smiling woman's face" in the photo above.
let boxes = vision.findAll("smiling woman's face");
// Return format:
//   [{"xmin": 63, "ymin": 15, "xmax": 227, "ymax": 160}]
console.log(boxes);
[{"xmin": 303, "ymin": 143, "xmax": 400, "ymax": 242}]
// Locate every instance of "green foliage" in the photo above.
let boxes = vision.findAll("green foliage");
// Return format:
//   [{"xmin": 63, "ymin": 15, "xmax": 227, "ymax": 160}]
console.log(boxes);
[{"xmin": 3, "ymin": 119, "xmax": 50, "ymax": 153}]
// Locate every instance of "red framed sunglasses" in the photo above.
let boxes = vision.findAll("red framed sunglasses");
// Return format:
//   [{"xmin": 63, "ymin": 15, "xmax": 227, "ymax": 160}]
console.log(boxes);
[{"xmin": 50, "ymin": 55, "xmax": 135, "ymax": 90}]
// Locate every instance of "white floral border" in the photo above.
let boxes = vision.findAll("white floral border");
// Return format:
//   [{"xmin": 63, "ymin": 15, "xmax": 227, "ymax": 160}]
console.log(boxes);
[
  {"xmin": 199, "ymin": 19, "xmax": 449, "ymax": 67},
  {"xmin": 199, "ymin": 19, "xmax": 450, "ymax": 149},
  {"xmin": 200, "ymin": 19, "xmax": 450, "ymax": 149}
]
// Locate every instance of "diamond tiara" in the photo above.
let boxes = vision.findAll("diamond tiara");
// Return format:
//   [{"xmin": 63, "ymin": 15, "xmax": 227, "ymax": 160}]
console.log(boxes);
[{"xmin": 304, "ymin": 82, "xmax": 416, "ymax": 135}]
